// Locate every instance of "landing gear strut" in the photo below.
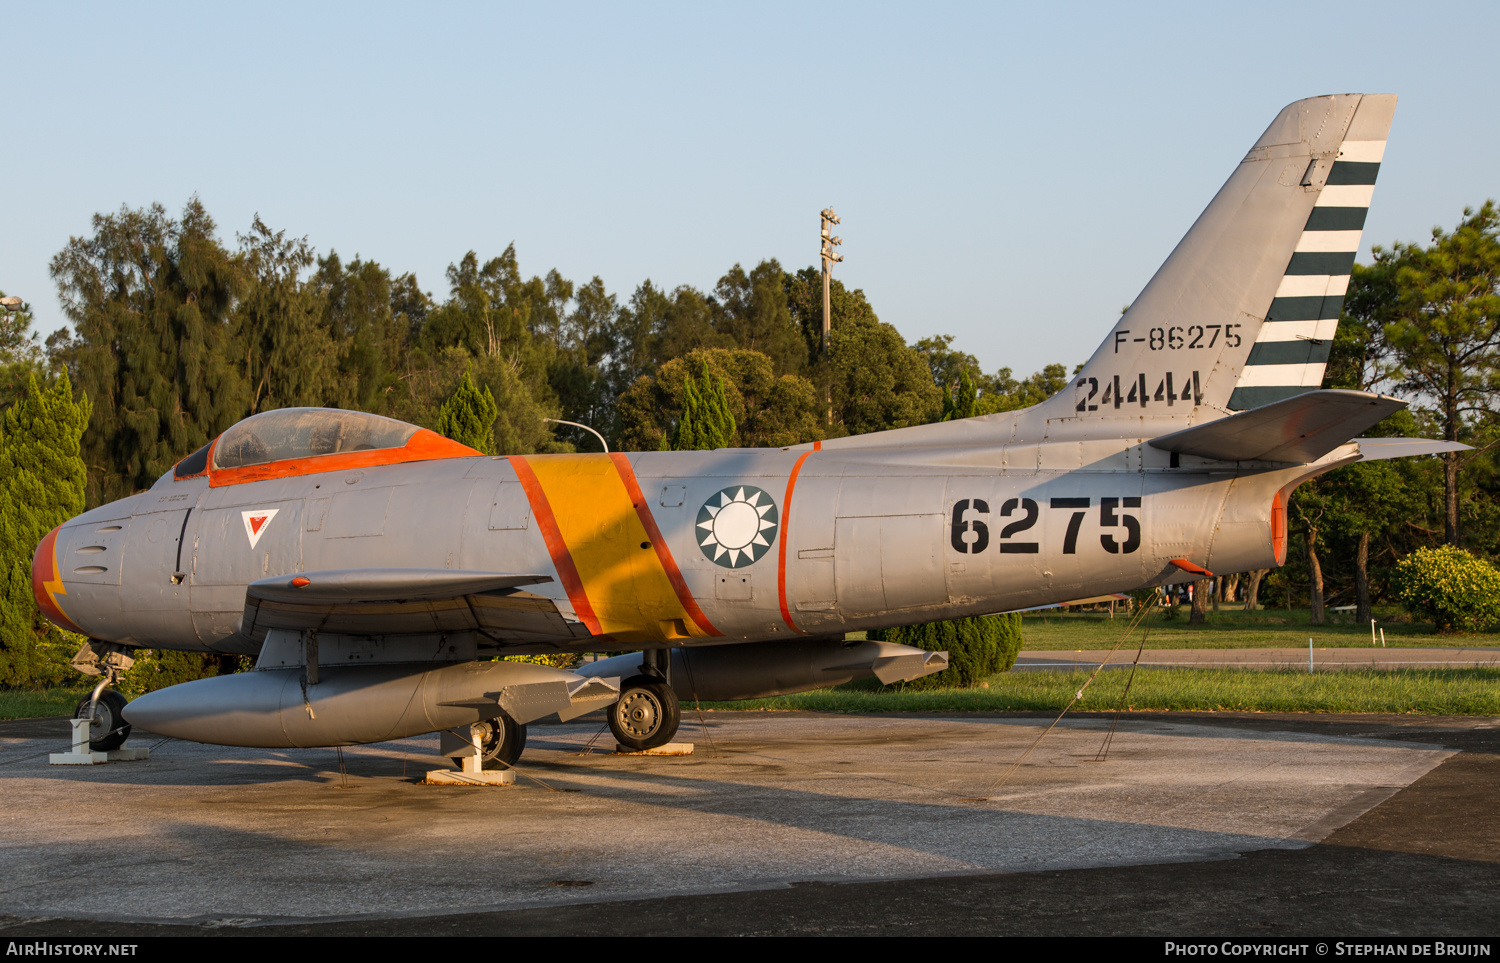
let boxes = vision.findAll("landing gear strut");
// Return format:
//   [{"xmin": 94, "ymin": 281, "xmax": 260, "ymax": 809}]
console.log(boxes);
[
  {"xmin": 608, "ymin": 648, "xmax": 680, "ymax": 751},
  {"xmin": 70, "ymin": 640, "xmax": 136, "ymax": 752}
]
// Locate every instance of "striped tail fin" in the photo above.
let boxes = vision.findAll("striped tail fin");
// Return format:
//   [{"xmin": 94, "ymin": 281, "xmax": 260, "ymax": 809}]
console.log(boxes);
[
  {"xmin": 1054, "ymin": 94, "xmax": 1396, "ymax": 424},
  {"xmin": 1230, "ymin": 125, "xmax": 1389, "ymax": 409}
]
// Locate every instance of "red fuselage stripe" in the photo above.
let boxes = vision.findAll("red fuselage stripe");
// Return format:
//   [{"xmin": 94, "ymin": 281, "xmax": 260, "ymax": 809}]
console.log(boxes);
[
  {"xmin": 507, "ymin": 456, "xmax": 602, "ymax": 636},
  {"xmin": 777, "ymin": 450, "xmax": 815, "ymax": 633},
  {"xmin": 608, "ymin": 453, "xmax": 721, "ymax": 637}
]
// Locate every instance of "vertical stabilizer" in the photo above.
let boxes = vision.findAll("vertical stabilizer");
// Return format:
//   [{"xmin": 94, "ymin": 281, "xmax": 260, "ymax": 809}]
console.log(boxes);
[{"xmin": 1052, "ymin": 94, "xmax": 1395, "ymax": 425}]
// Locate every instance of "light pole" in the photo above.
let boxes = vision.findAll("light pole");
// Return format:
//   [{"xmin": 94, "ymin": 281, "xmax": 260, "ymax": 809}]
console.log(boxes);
[{"xmin": 819, "ymin": 208, "xmax": 842, "ymax": 357}]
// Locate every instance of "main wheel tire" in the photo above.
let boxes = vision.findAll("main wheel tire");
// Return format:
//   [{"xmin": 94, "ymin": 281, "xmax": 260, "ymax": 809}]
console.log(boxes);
[
  {"xmin": 73, "ymin": 690, "xmax": 130, "ymax": 752},
  {"xmin": 479, "ymin": 713, "xmax": 527, "ymax": 769},
  {"xmin": 608, "ymin": 675, "xmax": 680, "ymax": 751}
]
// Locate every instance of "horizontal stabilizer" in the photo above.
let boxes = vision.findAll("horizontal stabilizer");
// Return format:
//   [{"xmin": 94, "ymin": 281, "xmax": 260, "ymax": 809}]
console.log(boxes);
[
  {"xmin": 1148, "ymin": 389, "xmax": 1404, "ymax": 463},
  {"xmin": 241, "ymin": 568, "xmax": 591, "ymax": 644},
  {"xmin": 1355, "ymin": 437, "xmax": 1470, "ymax": 461}
]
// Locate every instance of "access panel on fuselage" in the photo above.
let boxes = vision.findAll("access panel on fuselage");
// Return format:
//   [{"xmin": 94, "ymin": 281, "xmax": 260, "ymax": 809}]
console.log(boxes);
[{"xmin": 188, "ymin": 497, "xmax": 303, "ymax": 648}]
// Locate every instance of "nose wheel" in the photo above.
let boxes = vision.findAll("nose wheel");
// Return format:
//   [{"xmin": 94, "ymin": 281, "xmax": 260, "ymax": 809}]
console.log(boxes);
[
  {"xmin": 73, "ymin": 690, "xmax": 130, "ymax": 752},
  {"xmin": 608, "ymin": 676, "xmax": 680, "ymax": 751}
]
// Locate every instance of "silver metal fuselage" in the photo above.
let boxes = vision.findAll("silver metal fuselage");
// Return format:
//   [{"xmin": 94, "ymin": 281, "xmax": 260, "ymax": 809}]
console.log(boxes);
[{"xmin": 50, "ymin": 430, "xmax": 1318, "ymax": 658}]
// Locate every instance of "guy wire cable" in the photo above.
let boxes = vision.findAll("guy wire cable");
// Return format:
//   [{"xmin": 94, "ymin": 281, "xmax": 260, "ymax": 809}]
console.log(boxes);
[
  {"xmin": 973, "ymin": 594, "xmax": 1160, "ymax": 801},
  {"xmin": 1094, "ymin": 597, "xmax": 1161, "ymax": 762}
]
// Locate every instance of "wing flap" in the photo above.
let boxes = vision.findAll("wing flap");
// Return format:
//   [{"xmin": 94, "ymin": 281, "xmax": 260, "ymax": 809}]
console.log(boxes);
[
  {"xmin": 1148, "ymin": 389, "xmax": 1405, "ymax": 463},
  {"xmin": 241, "ymin": 568, "xmax": 590, "ymax": 644}
]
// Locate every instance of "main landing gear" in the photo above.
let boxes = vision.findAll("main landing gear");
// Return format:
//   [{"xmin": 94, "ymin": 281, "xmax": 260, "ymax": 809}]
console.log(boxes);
[
  {"xmin": 607, "ymin": 648, "xmax": 681, "ymax": 751},
  {"xmin": 447, "ymin": 711, "xmax": 528, "ymax": 770}
]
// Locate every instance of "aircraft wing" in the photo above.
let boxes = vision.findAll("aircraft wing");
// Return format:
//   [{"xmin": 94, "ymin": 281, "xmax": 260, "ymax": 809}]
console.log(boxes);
[
  {"xmin": 1148, "ymin": 390, "xmax": 1406, "ymax": 464},
  {"xmin": 240, "ymin": 568, "xmax": 591, "ymax": 644}
]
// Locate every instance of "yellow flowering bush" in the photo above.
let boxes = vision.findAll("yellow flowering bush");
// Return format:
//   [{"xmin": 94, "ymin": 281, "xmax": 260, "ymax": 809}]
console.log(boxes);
[{"xmin": 1393, "ymin": 546, "xmax": 1500, "ymax": 633}]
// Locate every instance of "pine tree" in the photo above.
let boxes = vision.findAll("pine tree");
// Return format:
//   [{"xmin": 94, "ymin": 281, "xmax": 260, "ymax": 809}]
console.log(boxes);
[
  {"xmin": 666, "ymin": 365, "xmax": 736, "ymax": 450},
  {"xmin": 940, "ymin": 368, "xmax": 979, "ymax": 421},
  {"xmin": 436, "ymin": 366, "xmax": 498, "ymax": 454},
  {"xmin": 0, "ymin": 373, "xmax": 91, "ymax": 685}
]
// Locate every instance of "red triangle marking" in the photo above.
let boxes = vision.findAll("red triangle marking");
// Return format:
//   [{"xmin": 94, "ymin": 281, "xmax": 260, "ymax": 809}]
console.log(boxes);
[{"xmin": 249, "ymin": 516, "xmax": 268, "ymax": 534}]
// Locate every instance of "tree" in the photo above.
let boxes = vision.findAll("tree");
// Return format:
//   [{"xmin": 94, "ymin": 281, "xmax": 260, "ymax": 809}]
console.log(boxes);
[
  {"xmin": 619, "ymin": 349, "xmax": 822, "ymax": 452},
  {"xmin": 0, "ymin": 373, "xmax": 90, "ymax": 685},
  {"xmin": 313, "ymin": 252, "xmax": 406, "ymax": 412},
  {"xmin": 663, "ymin": 364, "xmax": 736, "ymax": 451},
  {"xmin": 435, "ymin": 366, "xmax": 497, "ymax": 454},
  {"xmin": 869, "ymin": 614, "xmax": 1023, "ymax": 689},
  {"xmin": 712, "ymin": 260, "xmax": 806, "ymax": 375},
  {"xmin": 915, "ymin": 334, "xmax": 981, "ymax": 393},
  {"xmin": 826, "ymin": 313, "xmax": 941, "ymax": 434},
  {"xmin": 940, "ymin": 368, "xmax": 980, "ymax": 421},
  {"xmin": 1375, "ymin": 202, "xmax": 1500, "ymax": 545},
  {"xmin": 1392, "ymin": 545, "xmax": 1500, "ymax": 633},
  {"xmin": 49, "ymin": 199, "xmax": 249, "ymax": 506},
  {"xmin": 237, "ymin": 217, "xmax": 336, "ymax": 413},
  {"xmin": 0, "ymin": 291, "xmax": 44, "ymax": 416},
  {"xmin": 979, "ymin": 363, "xmax": 1073, "ymax": 414}
]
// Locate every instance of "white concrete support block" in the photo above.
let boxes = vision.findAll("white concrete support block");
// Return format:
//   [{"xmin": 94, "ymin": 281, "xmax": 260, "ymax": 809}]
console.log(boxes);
[
  {"xmin": 423, "ymin": 769, "xmax": 516, "ymax": 786},
  {"xmin": 615, "ymin": 742, "xmax": 694, "ymax": 756},
  {"xmin": 49, "ymin": 719, "xmax": 107, "ymax": 766}
]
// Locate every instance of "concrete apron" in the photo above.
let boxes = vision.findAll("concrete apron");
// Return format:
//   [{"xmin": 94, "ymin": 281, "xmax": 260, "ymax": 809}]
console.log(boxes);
[{"xmin": 0, "ymin": 712, "xmax": 1450, "ymax": 925}]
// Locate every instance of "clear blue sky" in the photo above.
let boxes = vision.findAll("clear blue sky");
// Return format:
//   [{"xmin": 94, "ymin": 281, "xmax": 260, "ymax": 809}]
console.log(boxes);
[{"xmin": 3, "ymin": 2, "xmax": 1495, "ymax": 377}]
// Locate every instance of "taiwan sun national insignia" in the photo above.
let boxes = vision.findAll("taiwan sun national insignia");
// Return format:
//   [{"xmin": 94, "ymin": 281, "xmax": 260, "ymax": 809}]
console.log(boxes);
[{"xmin": 696, "ymin": 485, "xmax": 779, "ymax": 568}]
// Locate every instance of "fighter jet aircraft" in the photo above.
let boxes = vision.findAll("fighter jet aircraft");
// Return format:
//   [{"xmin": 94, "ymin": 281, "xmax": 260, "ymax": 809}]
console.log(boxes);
[{"xmin": 33, "ymin": 93, "xmax": 1458, "ymax": 769}]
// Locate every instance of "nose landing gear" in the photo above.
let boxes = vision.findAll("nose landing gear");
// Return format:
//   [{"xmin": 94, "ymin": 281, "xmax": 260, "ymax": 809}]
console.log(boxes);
[
  {"xmin": 69, "ymin": 640, "xmax": 138, "ymax": 752},
  {"xmin": 73, "ymin": 689, "xmax": 131, "ymax": 752}
]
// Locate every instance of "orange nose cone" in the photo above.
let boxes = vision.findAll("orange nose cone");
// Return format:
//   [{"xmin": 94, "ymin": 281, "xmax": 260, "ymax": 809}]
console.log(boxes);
[{"xmin": 32, "ymin": 526, "xmax": 82, "ymax": 634}]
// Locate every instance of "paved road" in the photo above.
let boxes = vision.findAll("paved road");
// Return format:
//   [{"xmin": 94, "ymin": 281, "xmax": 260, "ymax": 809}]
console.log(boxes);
[
  {"xmin": 1015, "ymin": 646, "xmax": 1500, "ymax": 671},
  {"xmin": 0, "ymin": 711, "xmax": 1495, "ymax": 935}
]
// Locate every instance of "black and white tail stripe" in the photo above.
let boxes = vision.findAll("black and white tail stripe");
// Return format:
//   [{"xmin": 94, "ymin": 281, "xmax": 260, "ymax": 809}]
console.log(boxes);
[{"xmin": 1228, "ymin": 139, "xmax": 1385, "ymax": 411}]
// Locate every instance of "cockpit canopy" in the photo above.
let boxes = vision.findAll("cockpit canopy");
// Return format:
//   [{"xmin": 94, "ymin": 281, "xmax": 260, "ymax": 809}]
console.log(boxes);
[
  {"xmin": 170, "ymin": 408, "xmax": 477, "ymax": 486},
  {"xmin": 212, "ymin": 408, "xmax": 421, "ymax": 470}
]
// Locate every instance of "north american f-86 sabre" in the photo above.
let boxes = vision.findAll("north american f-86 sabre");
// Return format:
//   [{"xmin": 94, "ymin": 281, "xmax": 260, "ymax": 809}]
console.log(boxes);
[{"xmin": 32, "ymin": 93, "xmax": 1458, "ymax": 769}]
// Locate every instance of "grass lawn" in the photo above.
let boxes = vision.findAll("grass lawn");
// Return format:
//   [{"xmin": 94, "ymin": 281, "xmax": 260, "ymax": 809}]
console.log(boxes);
[
  {"xmin": 0, "ymin": 687, "xmax": 88, "ymax": 722},
  {"xmin": 1018, "ymin": 606, "xmax": 1500, "ymax": 650},
  {"xmin": 698, "ymin": 666, "xmax": 1500, "ymax": 715}
]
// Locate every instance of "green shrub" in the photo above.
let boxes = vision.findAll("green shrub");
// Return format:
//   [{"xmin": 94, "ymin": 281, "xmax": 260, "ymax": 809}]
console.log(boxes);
[
  {"xmin": 869, "ymin": 613, "xmax": 1023, "ymax": 689},
  {"xmin": 1392, "ymin": 546, "xmax": 1500, "ymax": 633}
]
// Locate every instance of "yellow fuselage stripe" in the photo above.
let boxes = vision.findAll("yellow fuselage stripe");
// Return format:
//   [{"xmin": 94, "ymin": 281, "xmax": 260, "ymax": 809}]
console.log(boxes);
[{"xmin": 524, "ymin": 454, "xmax": 704, "ymax": 643}]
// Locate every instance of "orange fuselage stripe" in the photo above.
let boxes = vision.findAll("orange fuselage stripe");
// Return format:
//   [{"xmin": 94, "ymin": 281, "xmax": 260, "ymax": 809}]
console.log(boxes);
[
  {"xmin": 513, "ymin": 454, "xmax": 715, "ymax": 643},
  {"xmin": 777, "ymin": 450, "xmax": 816, "ymax": 633},
  {"xmin": 208, "ymin": 430, "xmax": 478, "ymax": 487},
  {"xmin": 609, "ymin": 453, "xmax": 720, "ymax": 637},
  {"xmin": 507, "ymin": 456, "xmax": 602, "ymax": 636}
]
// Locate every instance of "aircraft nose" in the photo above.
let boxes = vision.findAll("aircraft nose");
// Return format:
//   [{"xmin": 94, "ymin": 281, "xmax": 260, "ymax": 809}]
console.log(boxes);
[{"xmin": 31, "ymin": 525, "xmax": 82, "ymax": 633}]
